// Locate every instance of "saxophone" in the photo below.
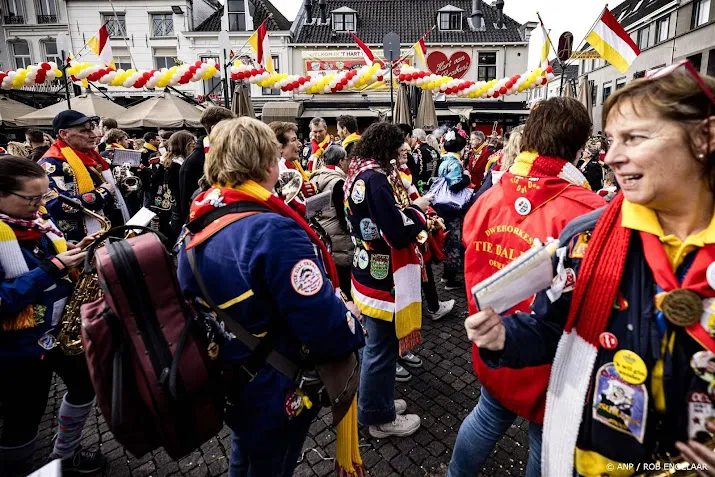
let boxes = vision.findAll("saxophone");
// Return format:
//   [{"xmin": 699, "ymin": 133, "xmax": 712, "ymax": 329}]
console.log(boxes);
[{"xmin": 56, "ymin": 196, "xmax": 111, "ymax": 355}]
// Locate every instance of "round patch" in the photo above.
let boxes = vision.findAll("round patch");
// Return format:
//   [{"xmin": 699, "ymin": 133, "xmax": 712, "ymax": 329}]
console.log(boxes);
[
  {"xmin": 351, "ymin": 180, "xmax": 366, "ymax": 204},
  {"xmin": 661, "ymin": 288, "xmax": 702, "ymax": 327},
  {"xmin": 708, "ymin": 262, "xmax": 715, "ymax": 291},
  {"xmin": 613, "ymin": 349, "xmax": 648, "ymax": 385},
  {"xmin": 599, "ymin": 332, "xmax": 618, "ymax": 351},
  {"xmin": 514, "ymin": 197, "xmax": 532, "ymax": 216},
  {"xmin": 691, "ymin": 350, "xmax": 715, "ymax": 383},
  {"xmin": 357, "ymin": 249, "xmax": 369, "ymax": 270},
  {"xmin": 290, "ymin": 259, "xmax": 324, "ymax": 296}
]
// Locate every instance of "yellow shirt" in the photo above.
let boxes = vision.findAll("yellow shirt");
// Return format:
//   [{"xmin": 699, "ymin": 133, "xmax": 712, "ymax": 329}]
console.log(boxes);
[{"xmin": 575, "ymin": 199, "xmax": 715, "ymax": 477}]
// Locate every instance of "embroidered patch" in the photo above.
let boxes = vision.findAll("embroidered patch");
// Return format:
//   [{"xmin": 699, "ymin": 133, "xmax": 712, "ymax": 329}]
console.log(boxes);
[
  {"xmin": 357, "ymin": 249, "xmax": 369, "ymax": 269},
  {"xmin": 690, "ymin": 350, "xmax": 715, "ymax": 384},
  {"xmin": 370, "ymin": 254, "xmax": 389, "ymax": 280},
  {"xmin": 562, "ymin": 268, "xmax": 576, "ymax": 292},
  {"xmin": 42, "ymin": 162, "xmax": 56, "ymax": 174},
  {"xmin": 54, "ymin": 177, "xmax": 69, "ymax": 191},
  {"xmin": 45, "ymin": 190, "xmax": 59, "ymax": 201},
  {"xmin": 33, "ymin": 304, "xmax": 47, "ymax": 325},
  {"xmin": 61, "ymin": 201, "xmax": 78, "ymax": 213},
  {"xmin": 195, "ymin": 188, "xmax": 225, "ymax": 208},
  {"xmin": 62, "ymin": 162, "xmax": 74, "ymax": 176},
  {"xmin": 37, "ymin": 332, "xmax": 57, "ymax": 350},
  {"xmin": 592, "ymin": 363, "xmax": 648, "ymax": 444},
  {"xmin": 514, "ymin": 197, "xmax": 531, "ymax": 216},
  {"xmin": 57, "ymin": 220, "xmax": 74, "ymax": 232},
  {"xmin": 290, "ymin": 259, "xmax": 323, "ymax": 296},
  {"xmin": 359, "ymin": 218, "xmax": 380, "ymax": 240},
  {"xmin": 82, "ymin": 192, "xmax": 96, "ymax": 204},
  {"xmin": 399, "ymin": 210, "xmax": 415, "ymax": 226},
  {"xmin": 703, "ymin": 298, "xmax": 715, "ymax": 338},
  {"xmin": 346, "ymin": 311, "xmax": 356, "ymax": 334},
  {"xmin": 688, "ymin": 392, "xmax": 714, "ymax": 440},
  {"xmin": 569, "ymin": 232, "xmax": 590, "ymax": 259},
  {"xmin": 351, "ymin": 180, "xmax": 366, "ymax": 204}
]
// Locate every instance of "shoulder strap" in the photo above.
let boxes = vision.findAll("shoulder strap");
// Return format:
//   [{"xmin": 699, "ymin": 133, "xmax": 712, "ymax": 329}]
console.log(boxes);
[
  {"xmin": 185, "ymin": 201, "xmax": 273, "ymax": 234},
  {"xmin": 184, "ymin": 219, "xmax": 300, "ymax": 383}
]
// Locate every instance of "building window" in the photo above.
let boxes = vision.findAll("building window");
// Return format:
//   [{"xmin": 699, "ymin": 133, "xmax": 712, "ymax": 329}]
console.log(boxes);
[
  {"xmin": 616, "ymin": 77, "xmax": 626, "ymax": 90},
  {"xmin": 591, "ymin": 83, "xmax": 597, "ymax": 107},
  {"xmin": 151, "ymin": 13, "xmax": 173, "ymax": 36},
  {"xmin": 439, "ymin": 12, "xmax": 462, "ymax": 31},
  {"xmin": 12, "ymin": 41, "xmax": 31, "ymax": 69},
  {"xmin": 602, "ymin": 83, "xmax": 612, "ymax": 104},
  {"xmin": 636, "ymin": 25, "xmax": 650, "ymax": 50},
  {"xmin": 477, "ymin": 52, "xmax": 497, "ymax": 81},
  {"xmin": 692, "ymin": 0, "xmax": 711, "ymax": 28},
  {"xmin": 332, "ymin": 13, "xmax": 355, "ymax": 31},
  {"xmin": 228, "ymin": 0, "xmax": 246, "ymax": 31},
  {"xmin": 43, "ymin": 40, "xmax": 62, "ymax": 64},
  {"xmin": 102, "ymin": 13, "xmax": 126, "ymax": 37},
  {"xmin": 114, "ymin": 55, "xmax": 131, "ymax": 70},
  {"xmin": 154, "ymin": 56, "xmax": 175, "ymax": 69},
  {"xmin": 3, "ymin": 0, "xmax": 24, "ymax": 23},
  {"xmin": 35, "ymin": 0, "xmax": 57, "ymax": 23},
  {"xmin": 262, "ymin": 56, "xmax": 280, "ymax": 95},
  {"xmin": 688, "ymin": 53, "xmax": 703, "ymax": 72},
  {"xmin": 708, "ymin": 49, "xmax": 715, "ymax": 77},
  {"xmin": 655, "ymin": 16, "xmax": 670, "ymax": 43}
]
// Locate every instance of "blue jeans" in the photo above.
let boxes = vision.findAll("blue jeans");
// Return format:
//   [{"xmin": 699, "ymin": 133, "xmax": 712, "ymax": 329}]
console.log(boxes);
[
  {"xmin": 228, "ymin": 410, "xmax": 315, "ymax": 477},
  {"xmin": 448, "ymin": 388, "xmax": 543, "ymax": 477},
  {"xmin": 358, "ymin": 315, "xmax": 398, "ymax": 426}
]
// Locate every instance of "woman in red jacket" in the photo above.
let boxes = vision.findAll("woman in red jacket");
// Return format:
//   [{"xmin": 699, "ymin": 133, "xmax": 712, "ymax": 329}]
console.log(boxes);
[{"xmin": 448, "ymin": 97, "xmax": 605, "ymax": 477}]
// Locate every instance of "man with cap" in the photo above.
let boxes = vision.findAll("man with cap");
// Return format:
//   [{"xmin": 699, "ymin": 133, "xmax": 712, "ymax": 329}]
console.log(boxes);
[{"xmin": 39, "ymin": 111, "xmax": 130, "ymax": 243}]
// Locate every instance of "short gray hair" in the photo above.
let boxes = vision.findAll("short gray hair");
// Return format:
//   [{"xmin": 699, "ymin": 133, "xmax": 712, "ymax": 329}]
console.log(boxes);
[
  {"xmin": 323, "ymin": 145, "xmax": 347, "ymax": 166},
  {"xmin": 412, "ymin": 128, "xmax": 427, "ymax": 142},
  {"xmin": 310, "ymin": 117, "xmax": 327, "ymax": 129},
  {"xmin": 471, "ymin": 131, "xmax": 486, "ymax": 142}
]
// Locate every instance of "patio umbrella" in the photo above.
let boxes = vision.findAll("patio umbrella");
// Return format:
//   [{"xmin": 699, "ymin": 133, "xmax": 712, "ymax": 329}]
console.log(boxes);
[
  {"xmin": 232, "ymin": 82, "xmax": 255, "ymax": 118},
  {"xmin": 415, "ymin": 89, "xmax": 438, "ymax": 131},
  {"xmin": 392, "ymin": 84, "xmax": 411, "ymax": 125},
  {"xmin": 578, "ymin": 76, "xmax": 593, "ymax": 122},
  {"xmin": 0, "ymin": 97, "xmax": 37, "ymax": 126},
  {"xmin": 117, "ymin": 93, "xmax": 203, "ymax": 128},
  {"xmin": 561, "ymin": 79, "xmax": 576, "ymax": 98},
  {"xmin": 15, "ymin": 94, "xmax": 126, "ymax": 127}
]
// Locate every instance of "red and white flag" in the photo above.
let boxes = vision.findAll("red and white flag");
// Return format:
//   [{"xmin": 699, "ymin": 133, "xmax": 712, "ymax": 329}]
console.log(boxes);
[
  {"xmin": 349, "ymin": 32, "xmax": 375, "ymax": 66},
  {"xmin": 585, "ymin": 8, "xmax": 640, "ymax": 73},
  {"xmin": 88, "ymin": 23, "xmax": 114, "ymax": 68},
  {"xmin": 249, "ymin": 18, "xmax": 274, "ymax": 73}
]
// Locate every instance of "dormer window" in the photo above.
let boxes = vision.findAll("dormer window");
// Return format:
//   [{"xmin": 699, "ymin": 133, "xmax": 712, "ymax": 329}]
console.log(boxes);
[
  {"xmin": 438, "ymin": 5, "xmax": 464, "ymax": 31},
  {"xmin": 331, "ymin": 7, "xmax": 356, "ymax": 32}
]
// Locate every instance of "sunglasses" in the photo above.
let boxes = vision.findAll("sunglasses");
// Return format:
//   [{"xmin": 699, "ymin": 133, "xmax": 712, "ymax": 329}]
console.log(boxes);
[
  {"xmin": 8, "ymin": 191, "xmax": 56, "ymax": 205},
  {"xmin": 646, "ymin": 59, "xmax": 715, "ymax": 105}
]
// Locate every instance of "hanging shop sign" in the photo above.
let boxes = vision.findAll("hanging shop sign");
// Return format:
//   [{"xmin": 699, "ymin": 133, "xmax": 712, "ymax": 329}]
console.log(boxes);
[{"xmin": 426, "ymin": 51, "xmax": 471, "ymax": 79}]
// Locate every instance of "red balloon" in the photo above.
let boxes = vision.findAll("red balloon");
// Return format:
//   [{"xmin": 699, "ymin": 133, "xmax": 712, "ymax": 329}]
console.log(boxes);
[
  {"xmin": 546, "ymin": 66, "xmax": 553, "ymax": 74},
  {"xmin": 298, "ymin": 77, "xmax": 307, "ymax": 85},
  {"xmin": 405, "ymin": 74, "xmax": 413, "ymax": 81},
  {"xmin": 377, "ymin": 75, "xmax": 383, "ymax": 82},
  {"xmin": 445, "ymin": 88, "xmax": 452, "ymax": 95},
  {"xmin": 195, "ymin": 61, "xmax": 202, "ymax": 67},
  {"xmin": 505, "ymin": 81, "xmax": 513, "ymax": 89},
  {"xmin": 500, "ymin": 87, "xmax": 507, "ymax": 94},
  {"xmin": 341, "ymin": 78, "xmax": 348, "ymax": 85},
  {"xmin": 331, "ymin": 87, "xmax": 337, "ymax": 93},
  {"xmin": 493, "ymin": 91, "xmax": 500, "ymax": 98},
  {"xmin": 250, "ymin": 68, "xmax": 259, "ymax": 76}
]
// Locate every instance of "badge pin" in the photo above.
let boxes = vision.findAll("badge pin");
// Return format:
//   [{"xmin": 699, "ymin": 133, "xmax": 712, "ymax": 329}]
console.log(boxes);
[
  {"xmin": 708, "ymin": 262, "xmax": 715, "ymax": 291},
  {"xmin": 613, "ymin": 349, "xmax": 648, "ymax": 385},
  {"xmin": 599, "ymin": 332, "xmax": 618, "ymax": 351},
  {"xmin": 284, "ymin": 391, "xmax": 304, "ymax": 418},
  {"xmin": 688, "ymin": 391, "xmax": 714, "ymax": 441},
  {"xmin": 37, "ymin": 333, "xmax": 57, "ymax": 351},
  {"xmin": 514, "ymin": 197, "xmax": 532, "ymax": 216},
  {"xmin": 691, "ymin": 350, "xmax": 715, "ymax": 384},
  {"xmin": 661, "ymin": 289, "xmax": 703, "ymax": 327}
]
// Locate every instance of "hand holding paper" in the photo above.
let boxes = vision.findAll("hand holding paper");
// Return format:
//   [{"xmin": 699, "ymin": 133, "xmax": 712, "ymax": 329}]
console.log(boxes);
[{"xmin": 465, "ymin": 308, "xmax": 505, "ymax": 351}]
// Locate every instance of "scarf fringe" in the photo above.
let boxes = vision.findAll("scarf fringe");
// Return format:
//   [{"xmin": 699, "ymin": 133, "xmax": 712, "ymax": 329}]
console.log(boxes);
[
  {"xmin": 334, "ymin": 396, "xmax": 363, "ymax": 477},
  {"xmin": 398, "ymin": 330, "xmax": 422, "ymax": 356}
]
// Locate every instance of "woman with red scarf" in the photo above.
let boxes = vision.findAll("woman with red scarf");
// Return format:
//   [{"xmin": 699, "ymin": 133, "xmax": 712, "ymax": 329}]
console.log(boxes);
[
  {"xmin": 465, "ymin": 64, "xmax": 715, "ymax": 476},
  {"xmin": 38, "ymin": 111, "xmax": 129, "ymax": 243},
  {"xmin": 0, "ymin": 157, "xmax": 106, "ymax": 476}
]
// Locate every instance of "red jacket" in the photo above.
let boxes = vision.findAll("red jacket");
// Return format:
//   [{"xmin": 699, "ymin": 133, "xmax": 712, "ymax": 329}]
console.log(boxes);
[{"xmin": 462, "ymin": 173, "xmax": 605, "ymax": 423}]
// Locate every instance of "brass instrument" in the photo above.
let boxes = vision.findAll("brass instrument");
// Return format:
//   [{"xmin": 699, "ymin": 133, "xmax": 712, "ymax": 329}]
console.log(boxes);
[
  {"xmin": 634, "ymin": 438, "xmax": 715, "ymax": 477},
  {"xmin": 56, "ymin": 196, "xmax": 112, "ymax": 355},
  {"xmin": 276, "ymin": 169, "xmax": 333, "ymax": 253},
  {"xmin": 113, "ymin": 163, "xmax": 142, "ymax": 195}
]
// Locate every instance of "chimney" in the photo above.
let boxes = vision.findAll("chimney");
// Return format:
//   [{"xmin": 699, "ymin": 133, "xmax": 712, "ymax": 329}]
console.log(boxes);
[
  {"xmin": 304, "ymin": 0, "xmax": 313, "ymax": 24},
  {"xmin": 319, "ymin": 0, "xmax": 327, "ymax": 24},
  {"xmin": 470, "ymin": 0, "xmax": 484, "ymax": 30},
  {"xmin": 496, "ymin": 0, "xmax": 504, "ymax": 28}
]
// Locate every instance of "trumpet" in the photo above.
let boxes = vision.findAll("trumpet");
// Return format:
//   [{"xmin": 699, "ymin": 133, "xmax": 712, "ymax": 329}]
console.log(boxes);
[{"xmin": 113, "ymin": 163, "xmax": 142, "ymax": 194}]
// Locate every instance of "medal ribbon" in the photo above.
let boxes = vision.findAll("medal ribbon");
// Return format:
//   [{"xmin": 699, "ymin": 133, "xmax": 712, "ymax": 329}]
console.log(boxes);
[{"xmin": 640, "ymin": 231, "xmax": 715, "ymax": 352}]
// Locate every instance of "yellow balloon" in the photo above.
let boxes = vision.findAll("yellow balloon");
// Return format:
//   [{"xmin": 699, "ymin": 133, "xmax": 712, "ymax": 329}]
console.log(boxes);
[{"xmin": 55, "ymin": 70, "xmax": 63, "ymax": 78}]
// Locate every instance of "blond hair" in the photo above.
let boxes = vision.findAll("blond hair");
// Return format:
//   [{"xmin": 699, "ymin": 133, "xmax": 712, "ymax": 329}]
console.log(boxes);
[
  {"xmin": 500, "ymin": 125, "xmax": 525, "ymax": 171},
  {"xmin": 6, "ymin": 142, "xmax": 27, "ymax": 157},
  {"xmin": 205, "ymin": 117, "xmax": 279, "ymax": 186}
]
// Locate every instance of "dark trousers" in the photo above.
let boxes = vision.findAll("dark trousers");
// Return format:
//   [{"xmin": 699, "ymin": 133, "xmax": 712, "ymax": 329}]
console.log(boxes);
[
  {"xmin": 336, "ymin": 265, "xmax": 352, "ymax": 296},
  {"xmin": 423, "ymin": 260, "xmax": 439, "ymax": 312},
  {"xmin": 0, "ymin": 351, "xmax": 95, "ymax": 447}
]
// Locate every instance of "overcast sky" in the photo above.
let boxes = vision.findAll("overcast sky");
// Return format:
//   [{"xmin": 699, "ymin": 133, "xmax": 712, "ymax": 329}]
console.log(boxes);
[{"xmin": 270, "ymin": 0, "xmax": 626, "ymax": 68}]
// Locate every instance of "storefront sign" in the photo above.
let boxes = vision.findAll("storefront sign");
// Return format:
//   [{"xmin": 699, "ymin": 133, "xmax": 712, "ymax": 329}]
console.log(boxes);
[
  {"xmin": 301, "ymin": 50, "xmax": 412, "ymax": 91},
  {"xmin": 570, "ymin": 50, "xmax": 602, "ymax": 60},
  {"xmin": 427, "ymin": 51, "xmax": 471, "ymax": 79}
]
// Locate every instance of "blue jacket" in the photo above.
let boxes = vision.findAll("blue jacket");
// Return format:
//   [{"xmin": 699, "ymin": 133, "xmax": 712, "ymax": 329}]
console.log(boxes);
[
  {"xmin": 0, "ymin": 234, "xmax": 72, "ymax": 358},
  {"xmin": 482, "ymin": 209, "xmax": 709, "ymax": 465},
  {"xmin": 177, "ymin": 212, "xmax": 365, "ymax": 445}
]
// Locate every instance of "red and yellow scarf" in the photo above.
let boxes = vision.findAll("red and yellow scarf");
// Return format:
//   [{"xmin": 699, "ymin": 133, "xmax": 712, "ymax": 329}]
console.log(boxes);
[{"xmin": 43, "ymin": 139, "xmax": 110, "ymax": 194}]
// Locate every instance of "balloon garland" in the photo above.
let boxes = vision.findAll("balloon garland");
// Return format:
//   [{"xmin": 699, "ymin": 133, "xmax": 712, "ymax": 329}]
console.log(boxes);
[
  {"xmin": 0, "ymin": 62, "xmax": 64, "ymax": 89},
  {"xmin": 67, "ymin": 59, "xmax": 220, "ymax": 89}
]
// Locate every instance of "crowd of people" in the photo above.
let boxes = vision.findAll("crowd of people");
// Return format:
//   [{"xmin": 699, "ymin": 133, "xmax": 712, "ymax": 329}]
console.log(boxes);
[{"xmin": 0, "ymin": 59, "xmax": 714, "ymax": 477}]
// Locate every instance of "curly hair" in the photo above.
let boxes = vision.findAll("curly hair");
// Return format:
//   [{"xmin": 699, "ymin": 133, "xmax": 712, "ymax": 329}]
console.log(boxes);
[{"xmin": 351, "ymin": 122, "xmax": 405, "ymax": 168}]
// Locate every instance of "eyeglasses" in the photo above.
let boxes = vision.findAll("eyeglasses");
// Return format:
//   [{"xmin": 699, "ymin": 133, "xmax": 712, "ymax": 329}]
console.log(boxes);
[
  {"xmin": 8, "ymin": 191, "xmax": 55, "ymax": 205},
  {"xmin": 68, "ymin": 122, "xmax": 99, "ymax": 133},
  {"xmin": 646, "ymin": 60, "xmax": 715, "ymax": 105}
]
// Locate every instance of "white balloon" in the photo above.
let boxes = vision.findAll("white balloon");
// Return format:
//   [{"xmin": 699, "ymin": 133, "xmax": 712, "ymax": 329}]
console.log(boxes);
[
  {"xmin": 46, "ymin": 70, "xmax": 57, "ymax": 80},
  {"xmin": 323, "ymin": 85, "xmax": 330, "ymax": 93}
]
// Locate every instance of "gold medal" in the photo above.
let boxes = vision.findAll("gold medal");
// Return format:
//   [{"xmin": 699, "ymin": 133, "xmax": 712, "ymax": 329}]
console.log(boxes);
[{"xmin": 661, "ymin": 289, "xmax": 702, "ymax": 327}]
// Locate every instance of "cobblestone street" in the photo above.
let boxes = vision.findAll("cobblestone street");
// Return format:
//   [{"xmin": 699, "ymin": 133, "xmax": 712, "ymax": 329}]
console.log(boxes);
[{"xmin": 20, "ymin": 274, "xmax": 530, "ymax": 477}]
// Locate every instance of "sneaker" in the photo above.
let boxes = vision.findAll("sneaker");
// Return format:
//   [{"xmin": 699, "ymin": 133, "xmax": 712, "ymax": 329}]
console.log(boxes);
[
  {"xmin": 395, "ymin": 364, "xmax": 412, "ymax": 382},
  {"xmin": 427, "ymin": 299, "xmax": 455, "ymax": 321},
  {"xmin": 399, "ymin": 351, "xmax": 423, "ymax": 369},
  {"xmin": 444, "ymin": 281, "xmax": 461, "ymax": 291},
  {"xmin": 395, "ymin": 399, "xmax": 407, "ymax": 415},
  {"xmin": 55, "ymin": 446, "xmax": 107, "ymax": 474},
  {"xmin": 369, "ymin": 414, "xmax": 421, "ymax": 438}
]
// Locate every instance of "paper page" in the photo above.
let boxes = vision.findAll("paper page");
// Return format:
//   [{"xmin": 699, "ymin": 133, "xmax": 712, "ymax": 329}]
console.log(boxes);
[
  {"xmin": 305, "ymin": 189, "xmax": 333, "ymax": 219},
  {"xmin": 112, "ymin": 149, "xmax": 142, "ymax": 167},
  {"xmin": 126, "ymin": 207, "xmax": 157, "ymax": 228}
]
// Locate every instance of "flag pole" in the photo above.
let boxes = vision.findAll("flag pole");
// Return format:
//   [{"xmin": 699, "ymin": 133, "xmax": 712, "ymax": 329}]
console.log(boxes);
[
  {"xmin": 108, "ymin": 0, "xmax": 138, "ymax": 71},
  {"xmin": 224, "ymin": 16, "xmax": 272, "ymax": 69},
  {"xmin": 394, "ymin": 25, "xmax": 436, "ymax": 66},
  {"xmin": 563, "ymin": 4, "xmax": 609, "ymax": 69}
]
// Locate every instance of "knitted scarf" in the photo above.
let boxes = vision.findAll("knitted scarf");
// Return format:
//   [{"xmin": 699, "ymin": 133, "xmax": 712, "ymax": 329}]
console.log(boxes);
[
  {"xmin": 143, "ymin": 143, "xmax": 158, "ymax": 153},
  {"xmin": 510, "ymin": 151, "xmax": 592, "ymax": 189},
  {"xmin": 309, "ymin": 135, "xmax": 332, "ymax": 172},
  {"xmin": 342, "ymin": 132, "xmax": 361, "ymax": 151},
  {"xmin": 541, "ymin": 193, "xmax": 715, "ymax": 474},
  {"xmin": 345, "ymin": 159, "xmax": 423, "ymax": 354},
  {"xmin": 108, "ymin": 143, "xmax": 125, "ymax": 150},
  {"xmin": 0, "ymin": 210, "xmax": 66, "ymax": 331},
  {"xmin": 189, "ymin": 181, "xmax": 363, "ymax": 477}
]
